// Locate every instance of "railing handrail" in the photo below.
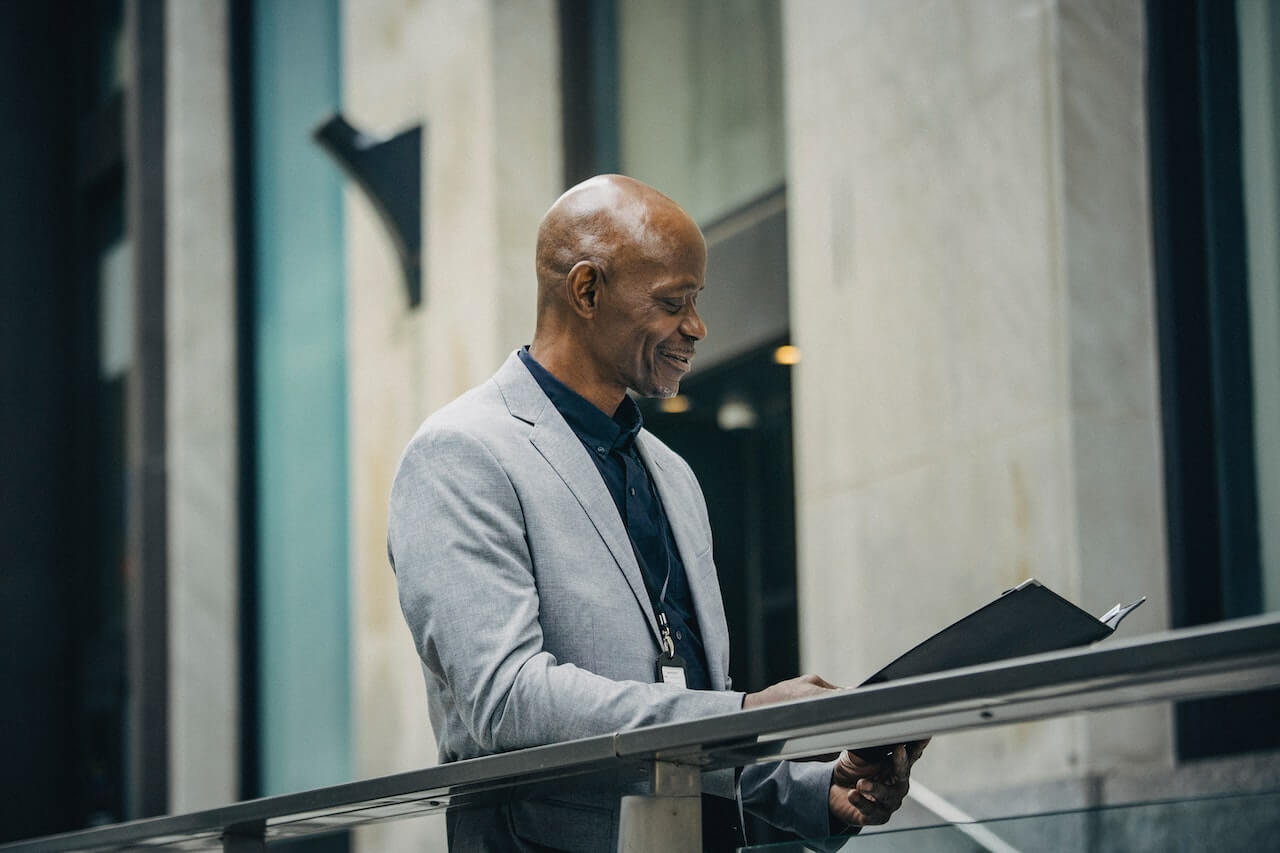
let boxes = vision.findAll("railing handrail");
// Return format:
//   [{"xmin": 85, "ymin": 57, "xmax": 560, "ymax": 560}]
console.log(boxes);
[{"xmin": 6, "ymin": 613, "xmax": 1279, "ymax": 852}]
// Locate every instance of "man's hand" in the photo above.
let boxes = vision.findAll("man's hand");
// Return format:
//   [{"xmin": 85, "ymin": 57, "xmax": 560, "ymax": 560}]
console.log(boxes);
[
  {"xmin": 828, "ymin": 739, "xmax": 929, "ymax": 829},
  {"xmin": 741, "ymin": 676, "xmax": 930, "ymax": 831},
  {"xmin": 742, "ymin": 674, "xmax": 840, "ymax": 709}
]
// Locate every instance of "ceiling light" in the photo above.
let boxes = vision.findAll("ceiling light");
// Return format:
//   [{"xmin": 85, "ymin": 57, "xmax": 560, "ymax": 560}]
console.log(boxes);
[
  {"xmin": 717, "ymin": 397, "xmax": 758, "ymax": 431},
  {"xmin": 773, "ymin": 345, "xmax": 801, "ymax": 366},
  {"xmin": 659, "ymin": 395, "xmax": 691, "ymax": 414}
]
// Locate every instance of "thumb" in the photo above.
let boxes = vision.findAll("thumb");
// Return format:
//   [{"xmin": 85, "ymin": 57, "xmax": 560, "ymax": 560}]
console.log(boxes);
[
  {"xmin": 801, "ymin": 673, "xmax": 840, "ymax": 690},
  {"xmin": 890, "ymin": 744, "xmax": 910, "ymax": 782}
]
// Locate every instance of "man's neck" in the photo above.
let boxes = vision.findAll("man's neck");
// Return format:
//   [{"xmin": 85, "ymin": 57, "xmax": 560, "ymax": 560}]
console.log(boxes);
[{"xmin": 527, "ymin": 340, "xmax": 625, "ymax": 415}]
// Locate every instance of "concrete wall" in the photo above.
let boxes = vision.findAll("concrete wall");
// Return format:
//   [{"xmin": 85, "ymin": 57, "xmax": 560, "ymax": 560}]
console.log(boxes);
[
  {"xmin": 157, "ymin": 0, "xmax": 1178, "ymax": 831},
  {"xmin": 147, "ymin": 0, "xmax": 1276, "ymax": 839},
  {"xmin": 783, "ymin": 0, "xmax": 1171, "ymax": 800},
  {"xmin": 164, "ymin": 0, "xmax": 240, "ymax": 813},
  {"xmin": 344, "ymin": 0, "xmax": 1176, "ymax": 834},
  {"xmin": 616, "ymin": 0, "xmax": 786, "ymax": 226},
  {"xmin": 340, "ymin": 0, "xmax": 561, "ymax": 847}
]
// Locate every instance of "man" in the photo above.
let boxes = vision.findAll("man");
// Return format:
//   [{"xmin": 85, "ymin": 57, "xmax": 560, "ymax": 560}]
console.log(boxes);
[{"xmin": 388, "ymin": 175, "xmax": 925, "ymax": 850}]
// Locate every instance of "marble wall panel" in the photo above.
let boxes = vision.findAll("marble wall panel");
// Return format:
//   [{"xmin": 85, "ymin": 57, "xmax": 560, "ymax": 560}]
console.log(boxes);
[
  {"xmin": 786, "ymin": 0, "xmax": 1169, "ymax": 795},
  {"xmin": 788, "ymin": 0, "xmax": 1044, "ymax": 154},
  {"xmin": 1057, "ymin": 0, "xmax": 1171, "ymax": 774},
  {"xmin": 798, "ymin": 421, "xmax": 1079, "ymax": 790},
  {"xmin": 493, "ymin": 0, "xmax": 562, "ymax": 356},
  {"xmin": 800, "ymin": 422, "xmax": 1072, "ymax": 669},
  {"xmin": 164, "ymin": 0, "xmax": 240, "ymax": 813},
  {"xmin": 1069, "ymin": 411, "xmax": 1167, "ymax": 632},
  {"xmin": 1060, "ymin": 0, "xmax": 1157, "ymax": 416},
  {"xmin": 791, "ymin": 60, "xmax": 1061, "ymax": 494},
  {"xmin": 342, "ymin": 1, "xmax": 558, "ymax": 849},
  {"xmin": 342, "ymin": 0, "xmax": 444, "ymax": 801}
]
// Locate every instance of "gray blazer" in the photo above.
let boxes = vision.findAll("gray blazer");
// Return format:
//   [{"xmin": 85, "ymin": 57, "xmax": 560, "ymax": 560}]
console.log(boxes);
[{"xmin": 388, "ymin": 351, "xmax": 833, "ymax": 850}]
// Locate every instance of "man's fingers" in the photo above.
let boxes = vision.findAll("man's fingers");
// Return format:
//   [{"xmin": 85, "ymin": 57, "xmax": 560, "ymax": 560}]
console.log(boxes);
[
  {"xmin": 829, "ymin": 784, "xmax": 865, "ymax": 828},
  {"xmin": 844, "ymin": 790, "xmax": 892, "ymax": 826},
  {"xmin": 831, "ymin": 783, "xmax": 891, "ymax": 828},
  {"xmin": 835, "ymin": 749, "xmax": 881, "ymax": 778},
  {"xmin": 856, "ymin": 777, "xmax": 907, "ymax": 811},
  {"xmin": 837, "ymin": 739, "xmax": 929, "ymax": 782},
  {"xmin": 744, "ymin": 674, "xmax": 841, "ymax": 709},
  {"xmin": 830, "ymin": 795, "xmax": 869, "ymax": 827},
  {"xmin": 830, "ymin": 742, "xmax": 917, "ymax": 829},
  {"xmin": 800, "ymin": 673, "xmax": 840, "ymax": 690},
  {"xmin": 892, "ymin": 743, "xmax": 910, "ymax": 781}
]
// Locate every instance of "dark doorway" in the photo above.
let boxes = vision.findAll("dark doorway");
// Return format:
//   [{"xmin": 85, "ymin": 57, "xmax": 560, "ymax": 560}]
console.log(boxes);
[
  {"xmin": 639, "ymin": 341, "xmax": 800, "ymax": 692},
  {"xmin": 1, "ymin": 0, "xmax": 135, "ymax": 838}
]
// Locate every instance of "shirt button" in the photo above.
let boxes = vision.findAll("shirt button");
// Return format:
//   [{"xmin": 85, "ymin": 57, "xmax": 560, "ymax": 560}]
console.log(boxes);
[
  {"xmin": 629, "ymin": 487, "xmax": 636, "ymax": 496},
  {"xmin": 596, "ymin": 446, "xmax": 606, "ymax": 454},
  {"xmin": 675, "ymin": 630, "xmax": 683, "ymax": 641}
]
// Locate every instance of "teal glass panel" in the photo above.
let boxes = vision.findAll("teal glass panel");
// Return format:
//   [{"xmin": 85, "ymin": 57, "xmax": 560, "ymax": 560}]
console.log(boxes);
[
  {"xmin": 251, "ymin": 0, "xmax": 350, "ymax": 795},
  {"xmin": 744, "ymin": 788, "xmax": 1280, "ymax": 852},
  {"xmin": 1237, "ymin": 0, "xmax": 1280, "ymax": 613}
]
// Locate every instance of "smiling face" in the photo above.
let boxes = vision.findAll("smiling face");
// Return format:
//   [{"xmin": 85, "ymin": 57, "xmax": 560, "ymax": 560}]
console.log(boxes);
[
  {"xmin": 588, "ymin": 213, "xmax": 708, "ymax": 399},
  {"xmin": 531, "ymin": 175, "xmax": 713, "ymax": 412}
]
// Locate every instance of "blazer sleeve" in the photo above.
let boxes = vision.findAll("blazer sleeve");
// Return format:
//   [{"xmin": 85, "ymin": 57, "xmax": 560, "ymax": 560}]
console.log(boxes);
[
  {"xmin": 388, "ymin": 425, "xmax": 746, "ymax": 754},
  {"xmin": 741, "ymin": 760, "xmax": 840, "ymax": 842}
]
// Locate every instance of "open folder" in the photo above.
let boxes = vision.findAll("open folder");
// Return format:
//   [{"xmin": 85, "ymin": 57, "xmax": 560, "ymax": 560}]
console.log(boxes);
[{"xmin": 850, "ymin": 578, "xmax": 1145, "ymax": 760}]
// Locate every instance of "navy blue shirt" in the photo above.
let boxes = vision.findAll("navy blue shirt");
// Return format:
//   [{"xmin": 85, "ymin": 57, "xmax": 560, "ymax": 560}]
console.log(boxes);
[{"xmin": 519, "ymin": 348, "xmax": 711, "ymax": 690}]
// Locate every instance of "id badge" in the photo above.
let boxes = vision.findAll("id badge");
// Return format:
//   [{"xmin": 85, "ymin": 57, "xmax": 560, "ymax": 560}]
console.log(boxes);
[{"xmin": 655, "ymin": 651, "xmax": 688, "ymax": 688}]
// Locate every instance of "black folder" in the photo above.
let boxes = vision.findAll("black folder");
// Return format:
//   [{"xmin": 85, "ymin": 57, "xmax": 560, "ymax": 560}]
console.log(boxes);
[
  {"xmin": 861, "ymin": 578, "xmax": 1145, "ymax": 685},
  {"xmin": 850, "ymin": 578, "xmax": 1144, "ymax": 761}
]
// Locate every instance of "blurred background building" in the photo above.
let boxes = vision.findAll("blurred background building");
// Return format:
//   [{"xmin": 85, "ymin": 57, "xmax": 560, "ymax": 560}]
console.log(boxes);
[{"xmin": 2, "ymin": 0, "xmax": 1277, "ymax": 849}]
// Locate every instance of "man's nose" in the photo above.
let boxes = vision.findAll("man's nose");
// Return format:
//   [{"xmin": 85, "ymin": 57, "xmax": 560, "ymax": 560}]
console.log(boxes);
[{"xmin": 681, "ymin": 305, "xmax": 707, "ymax": 340}]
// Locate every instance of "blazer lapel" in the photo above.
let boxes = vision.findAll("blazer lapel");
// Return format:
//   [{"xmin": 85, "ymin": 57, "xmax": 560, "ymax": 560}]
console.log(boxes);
[
  {"xmin": 636, "ymin": 433, "xmax": 730, "ymax": 691},
  {"xmin": 494, "ymin": 352, "xmax": 662, "ymax": 648}
]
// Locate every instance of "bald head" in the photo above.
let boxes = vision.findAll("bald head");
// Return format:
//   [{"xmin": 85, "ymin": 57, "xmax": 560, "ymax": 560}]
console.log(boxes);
[
  {"xmin": 526, "ymin": 175, "xmax": 709, "ymax": 413},
  {"xmin": 534, "ymin": 174, "xmax": 705, "ymax": 318}
]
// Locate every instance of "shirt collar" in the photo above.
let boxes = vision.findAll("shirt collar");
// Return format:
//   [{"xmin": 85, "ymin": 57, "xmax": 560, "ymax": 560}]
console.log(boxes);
[{"xmin": 519, "ymin": 347, "xmax": 643, "ymax": 454}]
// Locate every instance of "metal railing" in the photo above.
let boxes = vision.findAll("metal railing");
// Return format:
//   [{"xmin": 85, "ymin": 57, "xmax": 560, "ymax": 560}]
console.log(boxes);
[{"xmin": 5, "ymin": 613, "xmax": 1279, "ymax": 852}]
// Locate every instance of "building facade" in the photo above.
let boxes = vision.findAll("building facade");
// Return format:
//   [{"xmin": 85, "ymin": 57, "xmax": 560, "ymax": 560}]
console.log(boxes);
[{"xmin": 3, "ymin": 0, "xmax": 1277, "ymax": 849}]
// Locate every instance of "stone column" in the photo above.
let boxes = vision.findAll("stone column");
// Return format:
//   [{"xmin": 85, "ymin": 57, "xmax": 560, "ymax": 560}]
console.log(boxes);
[
  {"xmin": 165, "ymin": 0, "xmax": 240, "ymax": 814},
  {"xmin": 784, "ymin": 0, "xmax": 1171, "ymax": 807},
  {"xmin": 341, "ymin": 0, "xmax": 561, "ymax": 848}
]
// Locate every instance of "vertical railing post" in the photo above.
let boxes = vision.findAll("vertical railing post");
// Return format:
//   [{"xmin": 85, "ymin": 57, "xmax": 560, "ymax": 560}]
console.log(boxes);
[{"xmin": 617, "ymin": 760, "xmax": 701, "ymax": 853}]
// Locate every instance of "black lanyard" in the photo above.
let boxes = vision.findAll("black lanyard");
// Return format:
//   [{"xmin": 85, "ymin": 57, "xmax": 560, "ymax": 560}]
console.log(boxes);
[{"xmin": 617, "ymin": 450, "xmax": 687, "ymax": 685}]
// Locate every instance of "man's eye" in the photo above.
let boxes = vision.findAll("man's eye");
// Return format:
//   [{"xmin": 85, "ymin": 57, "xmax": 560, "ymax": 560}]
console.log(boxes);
[{"xmin": 662, "ymin": 299, "xmax": 683, "ymax": 312}]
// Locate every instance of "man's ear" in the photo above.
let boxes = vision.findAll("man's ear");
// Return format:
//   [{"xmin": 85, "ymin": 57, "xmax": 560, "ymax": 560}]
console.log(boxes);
[{"xmin": 566, "ymin": 260, "xmax": 602, "ymax": 319}]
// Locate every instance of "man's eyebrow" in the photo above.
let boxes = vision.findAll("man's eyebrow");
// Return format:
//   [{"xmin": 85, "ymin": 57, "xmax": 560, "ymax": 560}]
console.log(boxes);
[{"xmin": 661, "ymin": 281, "xmax": 703, "ymax": 294}]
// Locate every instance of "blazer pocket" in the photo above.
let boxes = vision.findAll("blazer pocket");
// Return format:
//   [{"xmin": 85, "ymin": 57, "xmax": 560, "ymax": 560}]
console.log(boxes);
[{"xmin": 509, "ymin": 795, "xmax": 614, "ymax": 853}]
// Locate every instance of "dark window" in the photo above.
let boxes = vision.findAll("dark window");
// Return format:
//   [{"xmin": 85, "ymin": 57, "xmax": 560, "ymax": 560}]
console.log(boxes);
[
  {"xmin": 1147, "ymin": 0, "xmax": 1280, "ymax": 759},
  {"xmin": 0, "ymin": 0, "xmax": 156, "ymax": 837}
]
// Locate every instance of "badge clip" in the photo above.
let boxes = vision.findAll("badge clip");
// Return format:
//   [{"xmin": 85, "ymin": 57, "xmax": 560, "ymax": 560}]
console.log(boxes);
[{"xmin": 654, "ymin": 612, "xmax": 687, "ymax": 688}]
